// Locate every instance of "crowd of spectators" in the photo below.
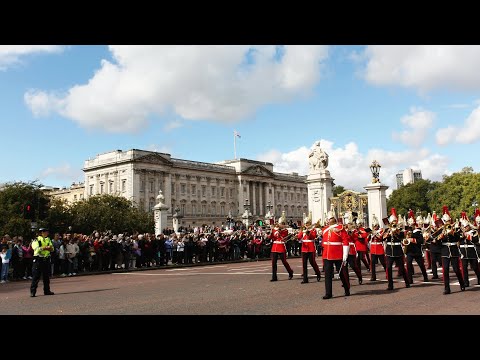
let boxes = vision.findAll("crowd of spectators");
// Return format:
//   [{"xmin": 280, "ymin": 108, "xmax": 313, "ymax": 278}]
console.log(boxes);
[{"xmin": 0, "ymin": 224, "xmax": 322, "ymax": 282}]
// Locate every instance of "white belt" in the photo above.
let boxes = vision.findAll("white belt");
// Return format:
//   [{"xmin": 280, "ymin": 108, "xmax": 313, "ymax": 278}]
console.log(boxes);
[
  {"xmin": 302, "ymin": 240, "xmax": 314, "ymax": 243},
  {"xmin": 460, "ymin": 244, "xmax": 475, "ymax": 248},
  {"xmin": 273, "ymin": 241, "xmax": 285, "ymax": 245},
  {"xmin": 323, "ymin": 242, "xmax": 342, "ymax": 245},
  {"xmin": 371, "ymin": 242, "xmax": 383, "ymax": 245},
  {"xmin": 443, "ymin": 242, "xmax": 458, "ymax": 246},
  {"xmin": 386, "ymin": 242, "xmax": 401, "ymax": 245}
]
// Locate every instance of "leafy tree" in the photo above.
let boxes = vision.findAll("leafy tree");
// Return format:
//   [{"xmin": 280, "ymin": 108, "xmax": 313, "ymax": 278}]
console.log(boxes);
[
  {"xmin": 69, "ymin": 194, "xmax": 154, "ymax": 234},
  {"xmin": 0, "ymin": 181, "xmax": 50, "ymax": 239},
  {"xmin": 333, "ymin": 185, "xmax": 346, "ymax": 197},
  {"xmin": 387, "ymin": 179, "xmax": 439, "ymax": 218},
  {"xmin": 427, "ymin": 170, "xmax": 480, "ymax": 220}
]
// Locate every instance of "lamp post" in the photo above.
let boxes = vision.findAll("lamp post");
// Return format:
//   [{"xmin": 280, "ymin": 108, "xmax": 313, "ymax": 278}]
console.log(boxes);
[
  {"xmin": 369, "ymin": 160, "xmax": 381, "ymax": 184},
  {"xmin": 265, "ymin": 201, "xmax": 273, "ymax": 225}
]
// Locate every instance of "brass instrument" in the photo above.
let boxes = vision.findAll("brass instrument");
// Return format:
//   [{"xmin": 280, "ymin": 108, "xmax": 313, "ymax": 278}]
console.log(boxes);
[{"xmin": 402, "ymin": 238, "xmax": 411, "ymax": 246}]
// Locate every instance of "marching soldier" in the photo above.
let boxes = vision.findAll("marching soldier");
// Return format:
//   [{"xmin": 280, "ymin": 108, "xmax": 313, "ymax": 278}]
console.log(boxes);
[
  {"xmin": 437, "ymin": 206, "xmax": 465, "ymax": 294},
  {"xmin": 369, "ymin": 215, "xmax": 386, "ymax": 281},
  {"xmin": 427, "ymin": 212, "xmax": 442, "ymax": 279},
  {"xmin": 383, "ymin": 208, "xmax": 410, "ymax": 291},
  {"xmin": 297, "ymin": 220, "xmax": 321, "ymax": 283},
  {"xmin": 321, "ymin": 206, "xmax": 351, "ymax": 299},
  {"xmin": 353, "ymin": 216, "xmax": 370, "ymax": 272},
  {"xmin": 269, "ymin": 214, "xmax": 294, "ymax": 282},
  {"xmin": 404, "ymin": 210, "xmax": 429, "ymax": 284},
  {"xmin": 30, "ymin": 228, "xmax": 55, "ymax": 297},
  {"xmin": 345, "ymin": 213, "xmax": 363, "ymax": 284},
  {"xmin": 459, "ymin": 211, "xmax": 480, "ymax": 287}
]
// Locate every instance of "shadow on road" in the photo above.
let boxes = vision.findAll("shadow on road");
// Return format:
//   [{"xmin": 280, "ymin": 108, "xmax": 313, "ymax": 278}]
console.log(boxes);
[{"xmin": 55, "ymin": 288, "xmax": 119, "ymax": 295}]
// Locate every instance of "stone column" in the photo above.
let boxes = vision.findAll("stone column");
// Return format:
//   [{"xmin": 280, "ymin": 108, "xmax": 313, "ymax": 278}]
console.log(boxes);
[
  {"xmin": 251, "ymin": 181, "xmax": 256, "ymax": 216},
  {"xmin": 364, "ymin": 182, "xmax": 389, "ymax": 228},
  {"xmin": 259, "ymin": 182, "xmax": 264, "ymax": 216}
]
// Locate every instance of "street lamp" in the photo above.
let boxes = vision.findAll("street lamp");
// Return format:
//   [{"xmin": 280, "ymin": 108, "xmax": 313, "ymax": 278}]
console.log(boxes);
[{"xmin": 370, "ymin": 160, "xmax": 381, "ymax": 184}]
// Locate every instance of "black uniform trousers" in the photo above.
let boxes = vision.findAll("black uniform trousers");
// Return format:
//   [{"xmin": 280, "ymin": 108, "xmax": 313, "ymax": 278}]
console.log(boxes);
[
  {"xmin": 323, "ymin": 259, "xmax": 350, "ymax": 297},
  {"xmin": 406, "ymin": 254, "xmax": 429, "ymax": 283},
  {"xmin": 370, "ymin": 254, "xmax": 386, "ymax": 280},
  {"xmin": 430, "ymin": 252, "xmax": 442, "ymax": 278},
  {"xmin": 461, "ymin": 258, "xmax": 480, "ymax": 286},
  {"xmin": 271, "ymin": 252, "xmax": 293, "ymax": 280},
  {"xmin": 442, "ymin": 256, "xmax": 464, "ymax": 291},
  {"xmin": 301, "ymin": 252, "xmax": 321, "ymax": 282},
  {"xmin": 356, "ymin": 250, "xmax": 370, "ymax": 272},
  {"xmin": 30, "ymin": 257, "xmax": 52, "ymax": 295},
  {"xmin": 386, "ymin": 256, "xmax": 409, "ymax": 289},
  {"xmin": 347, "ymin": 254, "xmax": 362, "ymax": 282}
]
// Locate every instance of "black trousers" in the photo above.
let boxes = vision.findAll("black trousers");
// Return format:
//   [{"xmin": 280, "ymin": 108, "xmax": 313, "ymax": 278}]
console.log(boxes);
[
  {"xmin": 461, "ymin": 258, "xmax": 480, "ymax": 286},
  {"xmin": 386, "ymin": 256, "xmax": 409, "ymax": 289},
  {"xmin": 347, "ymin": 254, "xmax": 362, "ymax": 281},
  {"xmin": 302, "ymin": 252, "xmax": 321, "ymax": 281},
  {"xmin": 323, "ymin": 259, "xmax": 350, "ymax": 297},
  {"xmin": 30, "ymin": 257, "xmax": 52, "ymax": 294},
  {"xmin": 271, "ymin": 252, "xmax": 293, "ymax": 280},
  {"xmin": 406, "ymin": 254, "xmax": 428, "ymax": 283},
  {"xmin": 430, "ymin": 252, "xmax": 442, "ymax": 278},
  {"xmin": 370, "ymin": 254, "xmax": 386, "ymax": 279},
  {"xmin": 356, "ymin": 250, "xmax": 370, "ymax": 272},
  {"xmin": 442, "ymin": 257, "xmax": 464, "ymax": 291}
]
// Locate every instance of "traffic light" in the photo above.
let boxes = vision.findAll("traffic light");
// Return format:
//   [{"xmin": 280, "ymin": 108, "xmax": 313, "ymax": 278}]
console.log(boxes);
[
  {"xmin": 256, "ymin": 220, "xmax": 264, "ymax": 226},
  {"xmin": 38, "ymin": 197, "xmax": 49, "ymax": 220},
  {"xmin": 23, "ymin": 202, "xmax": 35, "ymax": 221}
]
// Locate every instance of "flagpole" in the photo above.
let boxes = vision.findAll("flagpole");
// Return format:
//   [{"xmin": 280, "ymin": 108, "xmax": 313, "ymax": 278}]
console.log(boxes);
[{"xmin": 234, "ymin": 130, "xmax": 237, "ymax": 159}]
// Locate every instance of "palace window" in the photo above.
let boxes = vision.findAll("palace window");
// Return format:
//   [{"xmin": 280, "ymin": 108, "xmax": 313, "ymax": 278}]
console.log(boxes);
[
  {"xmin": 122, "ymin": 179, "xmax": 126, "ymax": 192},
  {"xmin": 89, "ymin": 185, "xmax": 94, "ymax": 195}
]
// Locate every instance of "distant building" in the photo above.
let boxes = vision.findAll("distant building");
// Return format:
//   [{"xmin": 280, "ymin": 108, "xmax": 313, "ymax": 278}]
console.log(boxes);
[
  {"xmin": 48, "ymin": 182, "xmax": 85, "ymax": 204},
  {"xmin": 396, "ymin": 168, "xmax": 422, "ymax": 189}
]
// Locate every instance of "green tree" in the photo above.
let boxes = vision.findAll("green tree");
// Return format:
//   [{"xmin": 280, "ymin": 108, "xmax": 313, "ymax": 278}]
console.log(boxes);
[
  {"xmin": 387, "ymin": 179, "xmax": 439, "ymax": 218},
  {"xmin": 333, "ymin": 185, "xmax": 346, "ymax": 197},
  {"xmin": 0, "ymin": 181, "xmax": 50, "ymax": 239},
  {"xmin": 427, "ymin": 169, "xmax": 480, "ymax": 220},
  {"xmin": 69, "ymin": 194, "xmax": 154, "ymax": 234}
]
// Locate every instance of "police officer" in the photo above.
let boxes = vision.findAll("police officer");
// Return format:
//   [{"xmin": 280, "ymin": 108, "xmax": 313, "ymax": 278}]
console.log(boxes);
[{"xmin": 30, "ymin": 228, "xmax": 55, "ymax": 297}]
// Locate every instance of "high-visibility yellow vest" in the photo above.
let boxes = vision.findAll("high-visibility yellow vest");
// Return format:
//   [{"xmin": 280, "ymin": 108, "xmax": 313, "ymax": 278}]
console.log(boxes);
[{"xmin": 32, "ymin": 236, "xmax": 53, "ymax": 257}]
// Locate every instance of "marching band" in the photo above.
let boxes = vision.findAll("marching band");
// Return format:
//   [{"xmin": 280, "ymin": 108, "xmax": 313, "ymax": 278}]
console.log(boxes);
[{"xmin": 188, "ymin": 204, "xmax": 480, "ymax": 299}]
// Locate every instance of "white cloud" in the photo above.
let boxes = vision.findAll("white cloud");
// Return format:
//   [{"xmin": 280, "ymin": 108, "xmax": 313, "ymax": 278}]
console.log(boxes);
[
  {"xmin": 436, "ymin": 105, "xmax": 480, "ymax": 145},
  {"xmin": 146, "ymin": 144, "xmax": 172, "ymax": 154},
  {"xmin": 257, "ymin": 140, "xmax": 450, "ymax": 192},
  {"xmin": 25, "ymin": 45, "xmax": 329, "ymax": 133},
  {"xmin": 164, "ymin": 120, "xmax": 183, "ymax": 132},
  {"xmin": 445, "ymin": 103, "xmax": 469, "ymax": 109},
  {"xmin": 360, "ymin": 45, "xmax": 480, "ymax": 92},
  {"xmin": 0, "ymin": 45, "xmax": 64, "ymax": 70},
  {"xmin": 39, "ymin": 163, "xmax": 83, "ymax": 182},
  {"xmin": 392, "ymin": 107, "xmax": 435, "ymax": 147}
]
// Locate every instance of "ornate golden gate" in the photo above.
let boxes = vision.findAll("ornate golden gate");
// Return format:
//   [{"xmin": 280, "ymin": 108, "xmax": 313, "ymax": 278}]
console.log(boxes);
[{"xmin": 330, "ymin": 190, "xmax": 368, "ymax": 225}]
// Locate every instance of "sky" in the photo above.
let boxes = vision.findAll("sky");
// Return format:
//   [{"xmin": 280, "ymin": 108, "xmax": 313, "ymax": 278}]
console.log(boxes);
[{"xmin": 1, "ymin": 45, "xmax": 479, "ymax": 197}]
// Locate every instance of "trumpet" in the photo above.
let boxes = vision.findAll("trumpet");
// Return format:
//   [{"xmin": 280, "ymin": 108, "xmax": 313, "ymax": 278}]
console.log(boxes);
[{"xmin": 402, "ymin": 238, "xmax": 411, "ymax": 246}]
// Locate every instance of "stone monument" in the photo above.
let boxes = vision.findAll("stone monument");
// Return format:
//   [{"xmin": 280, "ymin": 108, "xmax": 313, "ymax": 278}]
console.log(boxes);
[
  {"xmin": 154, "ymin": 190, "xmax": 169, "ymax": 235},
  {"xmin": 306, "ymin": 141, "xmax": 334, "ymax": 225}
]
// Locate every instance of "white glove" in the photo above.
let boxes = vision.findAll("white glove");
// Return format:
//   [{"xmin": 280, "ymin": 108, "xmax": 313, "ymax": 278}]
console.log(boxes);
[{"xmin": 342, "ymin": 245, "xmax": 349, "ymax": 263}]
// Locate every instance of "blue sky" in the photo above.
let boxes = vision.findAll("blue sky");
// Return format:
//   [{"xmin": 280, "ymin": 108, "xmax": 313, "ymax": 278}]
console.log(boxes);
[{"xmin": 1, "ymin": 45, "xmax": 479, "ymax": 195}]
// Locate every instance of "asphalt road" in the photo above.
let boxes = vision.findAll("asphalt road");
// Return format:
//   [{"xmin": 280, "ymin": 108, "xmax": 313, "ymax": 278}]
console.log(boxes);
[{"xmin": 1, "ymin": 258, "xmax": 479, "ymax": 315}]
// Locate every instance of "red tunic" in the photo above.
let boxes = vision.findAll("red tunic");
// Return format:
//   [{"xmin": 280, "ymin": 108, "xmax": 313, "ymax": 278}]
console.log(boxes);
[
  {"xmin": 322, "ymin": 225, "xmax": 350, "ymax": 260},
  {"xmin": 347, "ymin": 232, "xmax": 357, "ymax": 256},
  {"xmin": 298, "ymin": 229, "xmax": 317, "ymax": 253},
  {"xmin": 354, "ymin": 228, "xmax": 368, "ymax": 252},
  {"xmin": 369, "ymin": 228, "xmax": 385, "ymax": 255},
  {"xmin": 270, "ymin": 228, "xmax": 289, "ymax": 253}
]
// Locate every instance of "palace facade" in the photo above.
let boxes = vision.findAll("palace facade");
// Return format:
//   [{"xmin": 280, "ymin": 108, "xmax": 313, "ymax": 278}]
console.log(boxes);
[{"xmin": 82, "ymin": 149, "xmax": 308, "ymax": 228}]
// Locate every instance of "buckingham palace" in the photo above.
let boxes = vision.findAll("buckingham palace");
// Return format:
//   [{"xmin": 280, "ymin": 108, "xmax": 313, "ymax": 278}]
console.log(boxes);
[{"xmin": 82, "ymin": 149, "xmax": 309, "ymax": 228}]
